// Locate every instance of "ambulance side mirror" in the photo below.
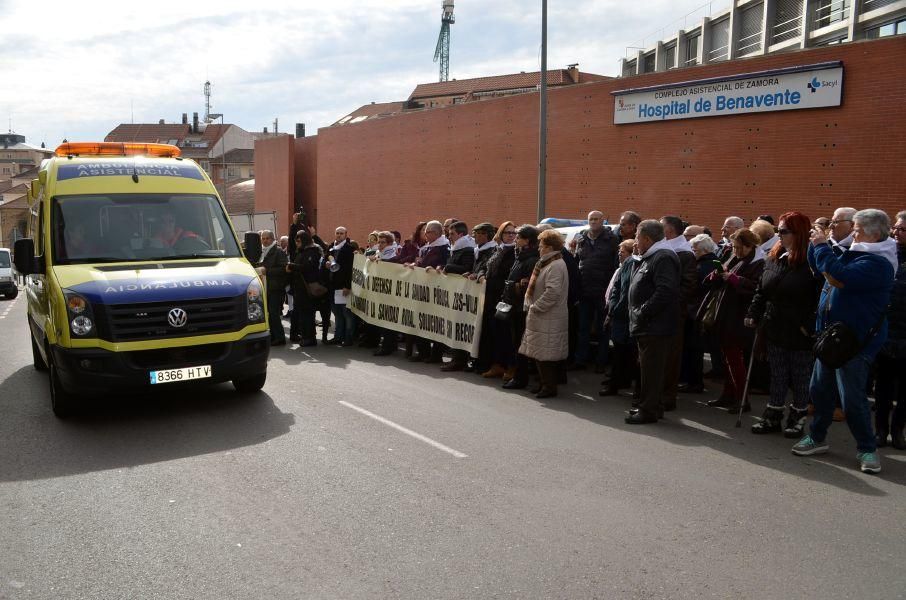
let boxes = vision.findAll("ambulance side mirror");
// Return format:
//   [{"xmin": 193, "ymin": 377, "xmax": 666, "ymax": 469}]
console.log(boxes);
[
  {"xmin": 13, "ymin": 238, "xmax": 37, "ymax": 275},
  {"xmin": 244, "ymin": 232, "xmax": 262, "ymax": 264}
]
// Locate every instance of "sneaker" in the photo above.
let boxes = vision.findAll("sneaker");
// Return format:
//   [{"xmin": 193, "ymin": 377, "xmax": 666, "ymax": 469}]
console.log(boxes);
[
  {"xmin": 857, "ymin": 452, "xmax": 881, "ymax": 474},
  {"xmin": 791, "ymin": 435, "xmax": 829, "ymax": 456}
]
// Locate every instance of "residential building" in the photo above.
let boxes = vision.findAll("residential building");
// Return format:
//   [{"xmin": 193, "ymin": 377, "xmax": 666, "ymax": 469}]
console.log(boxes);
[{"xmin": 0, "ymin": 134, "xmax": 53, "ymax": 180}]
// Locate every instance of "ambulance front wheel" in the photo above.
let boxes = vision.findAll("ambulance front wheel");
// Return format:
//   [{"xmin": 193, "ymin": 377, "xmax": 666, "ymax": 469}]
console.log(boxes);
[{"xmin": 233, "ymin": 372, "xmax": 266, "ymax": 394}]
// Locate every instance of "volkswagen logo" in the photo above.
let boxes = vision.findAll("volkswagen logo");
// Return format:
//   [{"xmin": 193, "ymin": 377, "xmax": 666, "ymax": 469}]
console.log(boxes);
[{"xmin": 167, "ymin": 307, "xmax": 188, "ymax": 328}]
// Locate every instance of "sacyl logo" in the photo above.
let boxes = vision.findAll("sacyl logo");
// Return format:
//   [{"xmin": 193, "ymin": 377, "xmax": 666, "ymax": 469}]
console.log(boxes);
[
  {"xmin": 168, "ymin": 307, "xmax": 188, "ymax": 328},
  {"xmin": 807, "ymin": 77, "xmax": 821, "ymax": 93}
]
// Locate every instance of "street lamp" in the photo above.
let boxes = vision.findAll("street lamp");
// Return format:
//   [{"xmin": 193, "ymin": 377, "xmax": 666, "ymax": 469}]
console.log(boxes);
[
  {"xmin": 537, "ymin": 0, "xmax": 548, "ymax": 223},
  {"xmin": 208, "ymin": 113, "xmax": 227, "ymax": 201}
]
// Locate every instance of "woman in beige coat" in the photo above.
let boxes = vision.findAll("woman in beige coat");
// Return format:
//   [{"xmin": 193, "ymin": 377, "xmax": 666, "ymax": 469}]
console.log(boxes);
[{"xmin": 519, "ymin": 229, "xmax": 569, "ymax": 398}]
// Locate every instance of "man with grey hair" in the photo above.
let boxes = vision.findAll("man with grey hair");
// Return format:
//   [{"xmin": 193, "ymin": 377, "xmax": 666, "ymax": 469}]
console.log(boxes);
[
  {"xmin": 407, "ymin": 220, "xmax": 450, "ymax": 362},
  {"xmin": 258, "ymin": 229, "xmax": 288, "ymax": 346},
  {"xmin": 573, "ymin": 210, "xmax": 619, "ymax": 372},
  {"xmin": 718, "ymin": 216, "xmax": 745, "ymax": 261},
  {"xmin": 793, "ymin": 208, "xmax": 895, "ymax": 473},
  {"xmin": 625, "ymin": 220, "xmax": 681, "ymax": 424}
]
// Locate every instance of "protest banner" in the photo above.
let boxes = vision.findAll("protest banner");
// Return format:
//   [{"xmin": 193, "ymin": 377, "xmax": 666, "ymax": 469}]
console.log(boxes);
[{"xmin": 348, "ymin": 254, "xmax": 486, "ymax": 356}]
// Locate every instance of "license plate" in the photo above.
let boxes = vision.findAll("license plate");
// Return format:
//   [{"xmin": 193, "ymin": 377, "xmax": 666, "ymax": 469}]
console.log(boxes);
[{"xmin": 149, "ymin": 365, "xmax": 212, "ymax": 385}]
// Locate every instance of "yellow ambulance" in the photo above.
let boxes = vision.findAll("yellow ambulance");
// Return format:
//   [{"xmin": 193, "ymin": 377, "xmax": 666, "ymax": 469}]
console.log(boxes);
[{"xmin": 13, "ymin": 142, "xmax": 270, "ymax": 418}]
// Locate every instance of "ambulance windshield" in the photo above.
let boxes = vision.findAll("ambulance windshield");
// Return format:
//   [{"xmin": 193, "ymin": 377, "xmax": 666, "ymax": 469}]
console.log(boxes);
[{"xmin": 52, "ymin": 194, "xmax": 242, "ymax": 264}]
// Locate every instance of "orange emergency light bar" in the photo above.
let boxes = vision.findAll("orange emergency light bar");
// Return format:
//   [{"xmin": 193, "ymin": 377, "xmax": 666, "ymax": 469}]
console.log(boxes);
[{"xmin": 55, "ymin": 142, "xmax": 182, "ymax": 158}]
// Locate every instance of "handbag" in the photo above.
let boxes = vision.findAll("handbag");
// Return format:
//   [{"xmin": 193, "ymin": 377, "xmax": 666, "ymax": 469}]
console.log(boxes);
[
  {"xmin": 695, "ymin": 289, "xmax": 721, "ymax": 330},
  {"xmin": 813, "ymin": 306, "xmax": 885, "ymax": 369},
  {"xmin": 306, "ymin": 281, "xmax": 329, "ymax": 298},
  {"xmin": 495, "ymin": 301, "xmax": 513, "ymax": 321}
]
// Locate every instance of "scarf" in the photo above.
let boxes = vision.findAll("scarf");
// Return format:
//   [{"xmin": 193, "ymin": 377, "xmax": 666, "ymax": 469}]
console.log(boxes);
[
  {"xmin": 330, "ymin": 239, "xmax": 347, "ymax": 252},
  {"xmin": 634, "ymin": 237, "xmax": 672, "ymax": 261},
  {"xmin": 261, "ymin": 241, "xmax": 277, "ymax": 261},
  {"xmin": 474, "ymin": 240, "xmax": 498, "ymax": 259},
  {"xmin": 849, "ymin": 237, "xmax": 899, "ymax": 276},
  {"xmin": 524, "ymin": 251, "xmax": 562, "ymax": 308},
  {"xmin": 424, "ymin": 235, "xmax": 449, "ymax": 249},
  {"xmin": 379, "ymin": 243, "xmax": 399, "ymax": 260},
  {"xmin": 451, "ymin": 235, "xmax": 476, "ymax": 252},
  {"xmin": 665, "ymin": 235, "xmax": 692, "ymax": 254}
]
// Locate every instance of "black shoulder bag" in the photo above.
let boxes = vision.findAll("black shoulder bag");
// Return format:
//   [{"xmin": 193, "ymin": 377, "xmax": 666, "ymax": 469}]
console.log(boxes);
[{"xmin": 813, "ymin": 302, "xmax": 886, "ymax": 369}]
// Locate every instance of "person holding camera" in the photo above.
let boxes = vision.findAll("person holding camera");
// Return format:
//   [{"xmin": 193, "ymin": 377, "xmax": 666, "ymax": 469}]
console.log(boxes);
[{"xmin": 792, "ymin": 209, "xmax": 896, "ymax": 474}]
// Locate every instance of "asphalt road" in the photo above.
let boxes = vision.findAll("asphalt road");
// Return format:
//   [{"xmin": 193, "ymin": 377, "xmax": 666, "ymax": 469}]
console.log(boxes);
[{"xmin": 1, "ymin": 293, "xmax": 904, "ymax": 600}]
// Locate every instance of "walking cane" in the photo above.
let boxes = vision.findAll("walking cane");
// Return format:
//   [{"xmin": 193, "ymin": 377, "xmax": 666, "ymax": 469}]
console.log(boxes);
[{"xmin": 735, "ymin": 326, "xmax": 762, "ymax": 428}]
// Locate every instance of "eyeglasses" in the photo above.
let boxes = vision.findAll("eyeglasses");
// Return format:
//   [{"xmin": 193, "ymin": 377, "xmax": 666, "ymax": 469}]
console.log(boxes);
[
  {"xmin": 892, "ymin": 226, "xmax": 906, "ymax": 233},
  {"xmin": 830, "ymin": 219, "xmax": 852, "ymax": 226},
  {"xmin": 778, "ymin": 228, "xmax": 792, "ymax": 235}
]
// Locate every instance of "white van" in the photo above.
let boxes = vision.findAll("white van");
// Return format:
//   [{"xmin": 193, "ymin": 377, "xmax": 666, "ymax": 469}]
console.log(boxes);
[{"xmin": 0, "ymin": 248, "xmax": 16, "ymax": 299}]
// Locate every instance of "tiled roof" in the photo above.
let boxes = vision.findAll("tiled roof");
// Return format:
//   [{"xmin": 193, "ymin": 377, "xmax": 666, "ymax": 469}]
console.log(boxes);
[
  {"xmin": 0, "ymin": 194, "xmax": 28, "ymax": 210},
  {"xmin": 214, "ymin": 148, "xmax": 255, "ymax": 164},
  {"xmin": 14, "ymin": 166, "xmax": 41, "ymax": 180},
  {"xmin": 0, "ymin": 183, "xmax": 28, "ymax": 196},
  {"xmin": 331, "ymin": 101, "xmax": 406, "ymax": 126},
  {"xmin": 223, "ymin": 179, "xmax": 255, "ymax": 215},
  {"xmin": 104, "ymin": 123, "xmax": 231, "ymax": 157},
  {"xmin": 409, "ymin": 70, "xmax": 609, "ymax": 100}
]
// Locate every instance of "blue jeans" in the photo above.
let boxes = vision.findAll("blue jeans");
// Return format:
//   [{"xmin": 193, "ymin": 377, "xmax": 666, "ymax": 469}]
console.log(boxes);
[
  {"xmin": 332, "ymin": 304, "xmax": 355, "ymax": 344},
  {"xmin": 809, "ymin": 354, "xmax": 877, "ymax": 453},
  {"xmin": 575, "ymin": 297, "xmax": 608, "ymax": 367}
]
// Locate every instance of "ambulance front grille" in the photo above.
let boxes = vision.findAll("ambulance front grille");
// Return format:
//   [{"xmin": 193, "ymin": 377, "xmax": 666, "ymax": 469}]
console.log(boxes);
[{"xmin": 102, "ymin": 295, "xmax": 245, "ymax": 342}]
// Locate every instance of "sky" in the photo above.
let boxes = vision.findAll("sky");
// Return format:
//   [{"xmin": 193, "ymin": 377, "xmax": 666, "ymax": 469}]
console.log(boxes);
[{"xmin": 0, "ymin": 0, "xmax": 720, "ymax": 147}]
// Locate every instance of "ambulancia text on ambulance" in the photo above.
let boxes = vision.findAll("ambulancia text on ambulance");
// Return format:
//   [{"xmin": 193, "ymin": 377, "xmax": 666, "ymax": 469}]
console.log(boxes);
[{"xmin": 13, "ymin": 142, "xmax": 269, "ymax": 418}]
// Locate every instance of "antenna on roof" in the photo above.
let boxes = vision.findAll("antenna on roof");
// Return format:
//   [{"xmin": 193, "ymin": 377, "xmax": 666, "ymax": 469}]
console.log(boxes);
[{"xmin": 204, "ymin": 81, "xmax": 213, "ymax": 123}]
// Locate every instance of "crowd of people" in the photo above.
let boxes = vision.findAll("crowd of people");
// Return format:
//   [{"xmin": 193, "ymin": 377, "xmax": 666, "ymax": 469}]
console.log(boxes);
[{"xmin": 255, "ymin": 206, "xmax": 906, "ymax": 475}]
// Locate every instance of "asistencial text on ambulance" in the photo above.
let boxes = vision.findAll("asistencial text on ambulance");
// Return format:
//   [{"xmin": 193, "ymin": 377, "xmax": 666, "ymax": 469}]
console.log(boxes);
[{"xmin": 612, "ymin": 62, "xmax": 843, "ymax": 125}]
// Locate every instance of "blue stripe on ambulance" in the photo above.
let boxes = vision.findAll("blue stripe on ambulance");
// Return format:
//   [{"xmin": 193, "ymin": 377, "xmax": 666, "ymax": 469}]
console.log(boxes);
[{"xmin": 69, "ymin": 273, "xmax": 254, "ymax": 304}]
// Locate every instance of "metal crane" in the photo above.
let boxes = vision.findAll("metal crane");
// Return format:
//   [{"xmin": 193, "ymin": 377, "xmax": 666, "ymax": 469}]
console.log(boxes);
[{"xmin": 433, "ymin": 0, "xmax": 455, "ymax": 82}]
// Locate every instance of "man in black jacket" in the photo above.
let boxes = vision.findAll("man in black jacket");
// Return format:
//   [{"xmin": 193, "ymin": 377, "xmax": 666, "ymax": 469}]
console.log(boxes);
[
  {"xmin": 328, "ymin": 227, "xmax": 355, "ymax": 346},
  {"xmin": 440, "ymin": 221, "xmax": 476, "ymax": 371},
  {"xmin": 626, "ymin": 220, "xmax": 681, "ymax": 424},
  {"xmin": 258, "ymin": 230, "xmax": 288, "ymax": 346},
  {"xmin": 660, "ymin": 215, "xmax": 699, "ymax": 410},
  {"xmin": 573, "ymin": 210, "xmax": 619, "ymax": 371}
]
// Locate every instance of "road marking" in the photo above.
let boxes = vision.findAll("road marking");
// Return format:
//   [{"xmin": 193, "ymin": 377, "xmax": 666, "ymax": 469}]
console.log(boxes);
[{"xmin": 338, "ymin": 400, "xmax": 468, "ymax": 458}]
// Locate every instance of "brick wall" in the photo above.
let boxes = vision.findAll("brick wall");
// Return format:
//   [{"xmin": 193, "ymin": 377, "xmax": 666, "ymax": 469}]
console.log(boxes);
[
  {"xmin": 253, "ymin": 135, "xmax": 295, "ymax": 236},
  {"xmin": 312, "ymin": 36, "xmax": 906, "ymax": 241}
]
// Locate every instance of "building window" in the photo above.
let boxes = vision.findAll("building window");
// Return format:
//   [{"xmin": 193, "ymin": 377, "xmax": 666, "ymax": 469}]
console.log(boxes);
[
  {"xmin": 737, "ymin": 3, "xmax": 765, "ymax": 55},
  {"xmin": 623, "ymin": 59, "xmax": 637, "ymax": 77},
  {"xmin": 249, "ymin": 168, "xmax": 254, "ymax": 178},
  {"xmin": 709, "ymin": 17, "xmax": 730, "ymax": 61},
  {"xmin": 814, "ymin": 0, "xmax": 850, "ymax": 30},
  {"xmin": 865, "ymin": 18, "xmax": 906, "ymax": 38},
  {"xmin": 773, "ymin": 0, "xmax": 805, "ymax": 44},
  {"xmin": 684, "ymin": 34, "xmax": 700, "ymax": 66},
  {"xmin": 452, "ymin": 97, "xmax": 463, "ymax": 104},
  {"xmin": 861, "ymin": 0, "xmax": 898, "ymax": 12},
  {"xmin": 643, "ymin": 52, "xmax": 656, "ymax": 73},
  {"xmin": 663, "ymin": 43, "xmax": 676, "ymax": 69},
  {"xmin": 227, "ymin": 166, "xmax": 239, "ymax": 179}
]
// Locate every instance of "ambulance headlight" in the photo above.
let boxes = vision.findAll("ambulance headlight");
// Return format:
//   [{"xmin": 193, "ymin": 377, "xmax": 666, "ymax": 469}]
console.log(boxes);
[
  {"xmin": 246, "ymin": 279, "xmax": 264, "ymax": 323},
  {"xmin": 71, "ymin": 316, "xmax": 94, "ymax": 336},
  {"xmin": 63, "ymin": 290, "xmax": 96, "ymax": 337}
]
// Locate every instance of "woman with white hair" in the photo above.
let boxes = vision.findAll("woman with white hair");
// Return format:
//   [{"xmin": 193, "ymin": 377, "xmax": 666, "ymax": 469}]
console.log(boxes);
[
  {"xmin": 680, "ymin": 234, "xmax": 720, "ymax": 393},
  {"xmin": 792, "ymin": 208, "xmax": 895, "ymax": 474}
]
